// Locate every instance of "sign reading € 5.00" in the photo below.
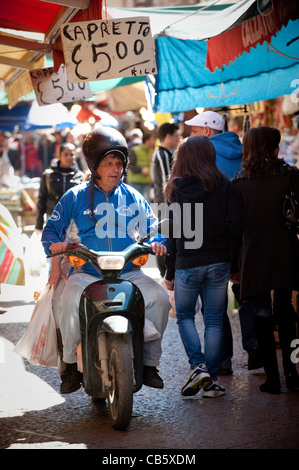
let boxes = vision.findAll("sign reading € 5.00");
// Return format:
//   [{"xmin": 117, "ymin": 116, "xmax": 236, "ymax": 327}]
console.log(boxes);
[
  {"xmin": 60, "ymin": 17, "xmax": 157, "ymax": 83},
  {"xmin": 30, "ymin": 64, "xmax": 92, "ymax": 106}
]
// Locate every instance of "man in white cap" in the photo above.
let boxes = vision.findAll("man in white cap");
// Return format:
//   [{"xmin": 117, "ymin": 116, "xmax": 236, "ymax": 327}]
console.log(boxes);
[{"xmin": 185, "ymin": 110, "xmax": 242, "ymax": 179}]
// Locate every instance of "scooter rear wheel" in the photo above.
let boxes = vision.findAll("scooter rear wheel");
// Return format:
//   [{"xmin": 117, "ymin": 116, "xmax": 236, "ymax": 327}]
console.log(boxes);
[{"xmin": 108, "ymin": 338, "xmax": 134, "ymax": 430}]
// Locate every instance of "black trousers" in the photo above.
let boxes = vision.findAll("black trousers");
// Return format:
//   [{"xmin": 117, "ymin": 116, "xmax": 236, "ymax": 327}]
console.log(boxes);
[{"xmin": 248, "ymin": 289, "xmax": 298, "ymax": 383}]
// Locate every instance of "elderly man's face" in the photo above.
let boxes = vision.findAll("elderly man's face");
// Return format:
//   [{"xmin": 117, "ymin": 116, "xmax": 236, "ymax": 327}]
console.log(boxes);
[{"xmin": 95, "ymin": 153, "xmax": 123, "ymax": 193}]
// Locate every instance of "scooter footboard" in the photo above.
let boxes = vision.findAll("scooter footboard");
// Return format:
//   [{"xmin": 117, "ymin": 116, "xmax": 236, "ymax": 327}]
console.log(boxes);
[{"xmin": 79, "ymin": 279, "xmax": 145, "ymax": 396}]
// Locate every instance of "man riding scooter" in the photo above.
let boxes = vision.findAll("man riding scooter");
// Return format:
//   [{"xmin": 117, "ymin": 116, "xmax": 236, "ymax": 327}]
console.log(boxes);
[{"xmin": 41, "ymin": 127, "xmax": 170, "ymax": 394}]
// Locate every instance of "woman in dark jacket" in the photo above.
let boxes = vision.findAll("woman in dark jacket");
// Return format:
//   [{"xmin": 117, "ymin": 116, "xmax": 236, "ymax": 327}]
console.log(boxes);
[
  {"xmin": 232, "ymin": 126, "xmax": 299, "ymax": 394},
  {"xmin": 164, "ymin": 135, "xmax": 243, "ymax": 398},
  {"xmin": 35, "ymin": 143, "xmax": 84, "ymax": 231}
]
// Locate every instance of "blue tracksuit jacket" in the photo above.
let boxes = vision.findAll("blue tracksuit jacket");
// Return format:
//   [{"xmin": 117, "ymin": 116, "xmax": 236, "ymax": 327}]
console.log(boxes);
[{"xmin": 41, "ymin": 178, "xmax": 164, "ymax": 277}]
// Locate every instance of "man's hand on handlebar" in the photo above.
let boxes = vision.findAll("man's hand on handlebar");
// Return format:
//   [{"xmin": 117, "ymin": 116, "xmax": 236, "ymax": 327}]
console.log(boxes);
[
  {"xmin": 50, "ymin": 242, "xmax": 67, "ymax": 254},
  {"xmin": 150, "ymin": 242, "xmax": 167, "ymax": 257}
]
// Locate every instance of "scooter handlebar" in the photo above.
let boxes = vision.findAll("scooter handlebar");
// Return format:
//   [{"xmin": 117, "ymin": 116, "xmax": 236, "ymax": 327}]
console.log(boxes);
[{"xmin": 47, "ymin": 242, "xmax": 153, "ymax": 260}]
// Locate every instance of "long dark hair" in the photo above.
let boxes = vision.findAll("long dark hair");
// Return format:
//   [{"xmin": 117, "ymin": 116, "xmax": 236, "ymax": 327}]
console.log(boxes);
[
  {"xmin": 242, "ymin": 126, "xmax": 283, "ymax": 176},
  {"xmin": 164, "ymin": 135, "xmax": 223, "ymax": 202}
]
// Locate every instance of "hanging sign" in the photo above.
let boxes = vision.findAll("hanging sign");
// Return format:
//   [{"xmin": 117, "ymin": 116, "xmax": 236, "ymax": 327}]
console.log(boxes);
[
  {"xmin": 30, "ymin": 64, "xmax": 92, "ymax": 106},
  {"xmin": 60, "ymin": 17, "xmax": 157, "ymax": 83}
]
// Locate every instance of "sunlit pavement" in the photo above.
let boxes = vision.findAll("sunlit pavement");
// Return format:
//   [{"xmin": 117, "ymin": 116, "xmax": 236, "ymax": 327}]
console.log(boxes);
[{"xmin": 1, "ymin": 255, "xmax": 299, "ymax": 449}]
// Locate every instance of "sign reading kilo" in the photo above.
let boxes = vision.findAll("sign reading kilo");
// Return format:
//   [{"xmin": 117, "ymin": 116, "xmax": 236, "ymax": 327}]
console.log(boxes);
[{"xmin": 60, "ymin": 17, "xmax": 157, "ymax": 83}]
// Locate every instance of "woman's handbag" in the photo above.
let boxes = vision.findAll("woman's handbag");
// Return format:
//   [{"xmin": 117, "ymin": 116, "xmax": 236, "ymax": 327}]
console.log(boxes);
[
  {"xmin": 14, "ymin": 285, "xmax": 58, "ymax": 367},
  {"xmin": 283, "ymin": 173, "xmax": 299, "ymax": 233}
]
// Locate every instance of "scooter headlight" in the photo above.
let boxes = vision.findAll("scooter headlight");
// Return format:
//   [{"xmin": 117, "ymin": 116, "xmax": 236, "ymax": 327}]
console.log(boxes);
[{"xmin": 97, "ymin": 255, "xmax": 125, "ymax": 270}]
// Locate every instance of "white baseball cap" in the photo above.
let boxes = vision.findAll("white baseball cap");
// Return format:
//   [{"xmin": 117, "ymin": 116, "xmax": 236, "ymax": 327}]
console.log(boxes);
[{"xmin": 185, "ymin": 111, "xmax": 225, "ymax": 131}]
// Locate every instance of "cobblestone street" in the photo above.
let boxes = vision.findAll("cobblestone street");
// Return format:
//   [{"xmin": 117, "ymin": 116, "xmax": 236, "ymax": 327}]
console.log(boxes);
[{"xmin": 1, "ymin": 266, "xmax": 299, "ymax": 451}]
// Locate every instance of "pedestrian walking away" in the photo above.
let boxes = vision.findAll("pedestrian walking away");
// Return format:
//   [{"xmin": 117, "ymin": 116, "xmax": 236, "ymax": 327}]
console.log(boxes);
[
  {"xmin": 164, "ymin": 135, "xmax": 243, "ymax": 398},
  {"xmin": 185, "ymin": 110, "xmax": 260, "ymax": 374},
  {"xmin": 231, "ymin": 126, "xmax": 299, "ymax": 394}
]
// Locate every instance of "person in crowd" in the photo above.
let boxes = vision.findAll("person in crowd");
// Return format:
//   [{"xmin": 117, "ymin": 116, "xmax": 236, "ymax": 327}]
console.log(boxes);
[
  {"xmin": 73, "ymin": 133, "xmax": 89, "ymax": 173},
  {"xmin": 231, "ymin": 126, "xmax": 299, "ymax": 394},
  {"xmin": 151, "ymin": 122, "xmax": 181, "ymax": 277},
  {"xmin": 127, "ymin": 128, "xmax": 143, "ymax": 149},
  {"xmin": 49, "ymin": 131, "xmax": 65, "ymax": 165},
  {"xmin": 41, "ymin": 127, "xmax": 170, "ymax": 394},
  {"xmin": 151, "ymin": 122, "xmax": 181, "ymax": 205},
  {"xmin": 185, "ymin": 111, "xmax": 261, "ymax": 374},
  {"xmin": 164, "ymin": 135, "xmax": 243, "ymax": 398},
  {"xmin": 126, "ymin": 131, "xmax": 156, "ymax": 203},
  {"xmin": 0, "ymin": 135, "xmax": 15, "ymax": 186},
  {"xmin": 1, "ymin": 132, "xmax": 22, "ymax": 174},
  {"xmin": 35, "ymin": 142, "xmax": 84, "ymax": 231},
  {"xmin": 24, "ymin": 133, "xmax": 42, "ymax": 178},
  {"xmin": 185, "ymin": 110, "xmax": 242, "ymax": 179},
  {"xmin": 38, "ymin": 134, "xmax": 54, "ymax": 171},
  {"xmin": 289, "ymin": 114, "xmax": 299, "ymax": 164}
]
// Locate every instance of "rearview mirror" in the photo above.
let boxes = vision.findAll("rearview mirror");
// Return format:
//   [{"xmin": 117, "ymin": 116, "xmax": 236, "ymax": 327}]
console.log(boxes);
[{"xmin": 137, "ymin": 218, "xmax": 174, "ymax": 244}]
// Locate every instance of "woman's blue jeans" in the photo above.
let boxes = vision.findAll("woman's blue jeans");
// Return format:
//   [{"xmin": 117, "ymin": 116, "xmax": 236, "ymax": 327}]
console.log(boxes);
[{"xmin": 175, "ymin": 262, "xmax": 230, "ymax": 381}]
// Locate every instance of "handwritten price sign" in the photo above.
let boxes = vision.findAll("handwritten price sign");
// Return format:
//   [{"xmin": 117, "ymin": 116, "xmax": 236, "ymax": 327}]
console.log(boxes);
[
  {"xmin": 60, "ymin": 17, "xmax": 157, "ymax": 83},
  {"xmin": 30, "ymin": 64, "xmax": 92, "ymax": 106}
]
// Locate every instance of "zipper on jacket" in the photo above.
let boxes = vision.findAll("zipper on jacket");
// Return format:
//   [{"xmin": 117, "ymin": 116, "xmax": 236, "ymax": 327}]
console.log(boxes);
[
  {"xmin": 105, "ymin": 193, "xmax": 113, "ymax": 251},
  {"xmin": 63, "ymin": 175, "xmax": 66, "ymax": 194}
]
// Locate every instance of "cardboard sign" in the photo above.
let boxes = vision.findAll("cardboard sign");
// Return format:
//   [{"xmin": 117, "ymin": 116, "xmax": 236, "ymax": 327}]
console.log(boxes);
[
  {"xmin": 60, "ymin": 17, "xmax": 157, "ymax": 83},
  {"xmin": 30, "ymin": 64, "xmax": 92, "ymax": 106}
]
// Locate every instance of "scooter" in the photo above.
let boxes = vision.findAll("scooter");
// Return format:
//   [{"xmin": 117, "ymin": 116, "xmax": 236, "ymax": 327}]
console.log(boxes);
[{"xmin": 48, "ymin": 220, "xmax": 167, "ymax": 430}]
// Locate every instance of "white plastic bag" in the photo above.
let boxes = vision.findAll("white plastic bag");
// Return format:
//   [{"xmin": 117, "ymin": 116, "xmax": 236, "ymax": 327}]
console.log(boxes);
[
  {"xmin": 144, "ymin": 319, "xmax": 161, "ymax": 342},
  {"xmin": 24, "ymin": 231, "xmax": 47, "ymax": 276},
  {"xmin": 14, "ymin": 285, "xmax": 58, "ymax": 368}
]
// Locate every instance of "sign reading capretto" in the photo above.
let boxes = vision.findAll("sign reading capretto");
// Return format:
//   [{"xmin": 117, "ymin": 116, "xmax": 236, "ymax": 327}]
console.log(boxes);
[
  {"xmin": 60, "ymin": 17, "xmax": 157, "ymax": 83},
  {"xmin": 30, "ymin": 64, "xmax": 92, "ymax": 106}
]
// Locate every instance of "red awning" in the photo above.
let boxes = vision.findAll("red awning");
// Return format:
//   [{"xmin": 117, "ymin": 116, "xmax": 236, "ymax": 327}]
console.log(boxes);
[
  {"xmin": 206, "ymin": 0, "xmax": 299, "ymax": 72},
  {"xmin": 0, "ymin": 1, "xmax": 62, "ymax": 34},
  {"xmin": 0, "ymin": 0, "xmax": 102, "ymax": 107}
]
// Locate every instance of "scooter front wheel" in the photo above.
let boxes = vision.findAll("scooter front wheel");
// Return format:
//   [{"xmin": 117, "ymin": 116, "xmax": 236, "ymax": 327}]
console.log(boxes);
[{"xmin": 108, "ymin": 338, "xmax": 134, "ymax": 430}]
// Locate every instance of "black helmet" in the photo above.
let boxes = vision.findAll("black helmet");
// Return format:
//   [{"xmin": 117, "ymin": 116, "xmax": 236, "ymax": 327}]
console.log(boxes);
[{"xmin": 83, "ymin": 127, "xmax": 128, "ymax": 174}]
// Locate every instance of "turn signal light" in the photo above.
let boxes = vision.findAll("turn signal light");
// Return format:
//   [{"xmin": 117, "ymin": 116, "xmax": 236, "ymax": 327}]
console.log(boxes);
[
  {"xmin": 132, "ymin": 254, "xmax": 149, "ymax": 266},
  {"xmin": 69, "ymin": 256, "xmax": 86, "ymax": 267}
]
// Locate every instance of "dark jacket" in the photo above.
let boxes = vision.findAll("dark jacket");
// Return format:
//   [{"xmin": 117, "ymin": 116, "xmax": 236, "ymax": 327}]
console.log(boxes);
[
  {"xmin": 164, "ymin": 175, "xmax": 243, "ymax": 280},
  {"xmin": 35, "ymin": 160, "xmax": 84, "ymax": 230},
  {"xmin": 232, "ymin": 164, "xmax": 299, "ymax": 300},
  {"xmin": 151, "ymin": 146, "xmax": 174, "ymax": 204}
]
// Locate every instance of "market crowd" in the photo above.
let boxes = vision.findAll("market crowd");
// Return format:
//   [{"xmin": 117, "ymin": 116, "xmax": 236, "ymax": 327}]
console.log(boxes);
[{"xmin": 1, "ymin": 110, "xmax": 299, "ymax": 397}]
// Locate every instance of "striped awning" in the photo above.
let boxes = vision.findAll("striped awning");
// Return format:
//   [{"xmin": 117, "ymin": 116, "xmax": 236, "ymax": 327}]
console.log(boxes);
[{"xmin": 0, "ymin": 204, "xmax": 25, "ymax": 286}]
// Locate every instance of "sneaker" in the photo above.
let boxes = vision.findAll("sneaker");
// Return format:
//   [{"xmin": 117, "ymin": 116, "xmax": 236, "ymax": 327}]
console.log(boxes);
[
  {"xmin": 143, "ymin": 366, "xmax": 164, "ymax": 389},
  {"xmin": 202, "ymin": 381, "xmax": 225, "ymax": 398},
  {"xmin": 60, "ymin": 363, "xmax": 83, "ymax": 394},
  {"xmin": 181, "ymin": 364, "xmax": 212, "ymax": 396}
]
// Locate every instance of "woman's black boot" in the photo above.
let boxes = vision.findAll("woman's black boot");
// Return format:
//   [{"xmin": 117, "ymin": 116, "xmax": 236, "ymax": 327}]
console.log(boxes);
[{"xmin": 254, "ymin": 316, "xmax": 281, "ymax": 394}]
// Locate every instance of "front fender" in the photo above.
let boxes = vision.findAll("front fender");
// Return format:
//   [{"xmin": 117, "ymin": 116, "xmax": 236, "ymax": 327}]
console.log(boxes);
[
  {"xmin": 79, "ymin": 278, "xmax": 144, "ymax": 395},
  {"xmin": 99, "ymin": 315, "xmax": 132, "ymax": 334}
]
